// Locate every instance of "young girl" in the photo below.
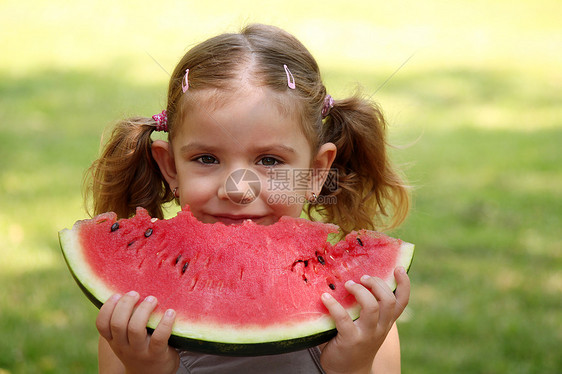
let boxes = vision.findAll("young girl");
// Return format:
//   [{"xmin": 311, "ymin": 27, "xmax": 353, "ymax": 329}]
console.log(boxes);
[{"xmin": 86, "ymin": 24, "xmax": 411, "ymax": 374}]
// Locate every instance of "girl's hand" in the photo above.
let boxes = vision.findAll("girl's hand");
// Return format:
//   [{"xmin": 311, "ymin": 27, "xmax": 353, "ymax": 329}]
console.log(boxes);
[
  {"xmin": 319, "ymin": 267, "xmax": 410, "ymax": 374},
  {"xmin": 96, "ymin": 292, "xmax": 180, "ymax": 374}
]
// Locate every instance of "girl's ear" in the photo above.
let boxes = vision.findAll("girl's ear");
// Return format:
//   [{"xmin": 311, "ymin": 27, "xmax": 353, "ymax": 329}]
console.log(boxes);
[
  {"xmin": 312, "ymin": 142, "xmax": 337, "ymax": 194},
  {"xmin": 152, "ymin": 140, "xmax": 178, "ymax": 189}
]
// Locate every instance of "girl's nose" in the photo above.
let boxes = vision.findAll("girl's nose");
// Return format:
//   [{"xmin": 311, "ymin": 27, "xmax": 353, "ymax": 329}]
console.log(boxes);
[{"xmin": 219, "ymin": 168, "xmax": 261, "ymax": 205}]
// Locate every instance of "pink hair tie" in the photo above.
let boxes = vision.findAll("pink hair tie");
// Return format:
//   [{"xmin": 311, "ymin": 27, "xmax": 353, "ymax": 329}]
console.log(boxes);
[
  {"xmin": 152, "ymin": 110, "xmax": 168, "ymax": 132},
  {"xmin": 321, "ymin": 95, "xmax": 334, "ymax": 118}
]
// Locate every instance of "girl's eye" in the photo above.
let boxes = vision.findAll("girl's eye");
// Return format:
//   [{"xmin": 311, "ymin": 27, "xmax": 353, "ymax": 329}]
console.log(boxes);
[
  {"xmin": 196, "ymin": 155, "xmax": 218, "ymax": 164},
  {"xmin": 258, "ymin": 156, "xmax": 282, "ymax": 167}
]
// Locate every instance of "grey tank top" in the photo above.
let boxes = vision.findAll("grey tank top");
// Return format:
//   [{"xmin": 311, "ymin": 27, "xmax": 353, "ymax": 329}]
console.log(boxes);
[{"xmin": 175, "ymin": 347, "xmax": 326, "ymax": 374}]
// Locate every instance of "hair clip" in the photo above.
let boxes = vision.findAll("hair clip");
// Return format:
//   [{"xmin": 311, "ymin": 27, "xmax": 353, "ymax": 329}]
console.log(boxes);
[
  {"xmin": 283, "ymin": 64, "xmax": 296, "ymax": 90},
  {"xmin": 152, "ymin": 110, "xmax": 168, "ymax": 132},
  {"xmin": 321, "ymin": 95, "xmax": 334, "ymax": 118},
  {"xmin": 181, "ymin": 69, "xmax": 190, "ymax": 93}
]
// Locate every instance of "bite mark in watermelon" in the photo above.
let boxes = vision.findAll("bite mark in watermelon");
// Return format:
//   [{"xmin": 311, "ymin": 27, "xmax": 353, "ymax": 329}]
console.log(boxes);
[{"xmin": 59, "ymin": 206, "xmax": 414, "ymax": 356}]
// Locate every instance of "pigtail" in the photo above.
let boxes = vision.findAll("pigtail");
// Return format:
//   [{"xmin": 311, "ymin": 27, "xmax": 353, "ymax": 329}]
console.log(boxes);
[
  {"xmin": 84, "ymin": 117, "xmax": 174, "ymax": 219},
  {"xmin": 312, "ymin": 94, "xmax": 410, "ymax": 234}
]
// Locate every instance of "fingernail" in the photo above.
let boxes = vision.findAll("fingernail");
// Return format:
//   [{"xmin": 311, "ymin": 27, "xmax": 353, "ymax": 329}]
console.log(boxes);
[
  {"xmin": 145, "ymin": 295, "xmax": 156, "ymax": 303},
  {"xmin": 397, "ymin": 266, "xmax": 406, "ymax": 274},
  {"xmin": 345, "ymin": 280, "xmax": 356, "ymax": 287},
  {"xmin": 126, "ymin": 291, "xmax": 139, "ymax": 298},
  {"xmin": 322, "ymin": 293, "xmax": 332, "ymax": 300},
  {"xmin": 360, "ymin": 275, "xmax": 370, "ymax": 282},
  {"xmin": 165, "ymin": 309, "xmax": 175, "ymax": 317},
  {"xmin": 109, "ymin": 294, "xmax": 122, "ymax": 302}
]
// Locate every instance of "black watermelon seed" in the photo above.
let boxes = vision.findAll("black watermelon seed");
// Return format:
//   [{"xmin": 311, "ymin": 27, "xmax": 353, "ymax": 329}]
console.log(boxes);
[
  {"xmin": 175, "ymin": 254, "xmax": 182, "ymax": 265},
  {"xmin": 291, "ymin": 259, "xmax": 308, "ymax": 270},
  {"xmin": 181, "ymin": 262, "xmax": 189, "ymax": 274},
  {"xmin": 317, "ymin": 255, "xmax": 326, "ymax": 265},
  {"xmin": 329, "ymin": 283, "xmax": 336, "ymax": 290},
  {"xmin": 356, "ymin": 237, "xmax": 364, "ymax": 246},
  {"xmin": 127, "ymin": 240, "xmax": 135, "ymax": 247},
  {"xmin": 110, "ymin": 222, "xmax": 119, "ymax": 232},
  {"xmin": 302, "ymin": 275, "xmax": 308, "ymax": 283},
  {"xmin": 144, "ymin": 228, "xmax": 153, "ymax": 238}
]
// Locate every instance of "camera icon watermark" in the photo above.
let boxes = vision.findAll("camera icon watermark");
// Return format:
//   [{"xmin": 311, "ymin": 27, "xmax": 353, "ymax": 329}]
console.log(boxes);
[
  {"xmin": 225, "ymin": 169, "xmax": 261, "ymax": 204},
  {"xmin": 224, "ymin": 168, "xmax": 338, "ymax": 206}
]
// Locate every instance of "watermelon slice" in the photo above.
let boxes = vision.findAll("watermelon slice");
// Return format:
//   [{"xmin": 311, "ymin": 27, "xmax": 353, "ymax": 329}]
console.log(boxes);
[{"xmin": 59, "ymin": 206, "xmax": 414, "ymax": 356}]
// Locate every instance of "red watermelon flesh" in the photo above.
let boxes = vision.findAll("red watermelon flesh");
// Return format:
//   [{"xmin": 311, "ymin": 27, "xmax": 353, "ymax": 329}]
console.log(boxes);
[{"xmin": 59, "ymin": 206, "xmax": 414, "ymax": 356}]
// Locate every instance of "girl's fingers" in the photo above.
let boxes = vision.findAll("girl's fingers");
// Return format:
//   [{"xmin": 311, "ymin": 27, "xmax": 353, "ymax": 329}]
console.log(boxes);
[
  {"xmin": 96, "ymin": 293, "xmax": 122, "ymax": 340},
  {"xmin": 108, "ymin": 291, "xmax": 140, "ymax": 347},
  {"xmin": 148, "ymin": 309, "xmax": 176, "ymax": 355},
  {"xmin": 127, "ymin": 295, "xmax": 158, "ymax": 350},
  {"xmin": 393, "ymin": 266, "xmax": 411, "ymax": 317},
  {"xmin": 359, "ymin": 275, "xmax": 396, "ymax": 328},
  {"xmin": 344, "ymin": 280, "xmax": 379, "ymax": 332},
  {"xmin": 321, "ymin": 292, "xmax": 356, "ymax": 340},
  {"xmin": 359, "ymin": 268, "xmax": 411, "ymax": 327}
]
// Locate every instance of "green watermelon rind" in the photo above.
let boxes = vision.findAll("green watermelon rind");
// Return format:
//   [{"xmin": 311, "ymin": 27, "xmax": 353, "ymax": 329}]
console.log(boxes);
[
  {"xmin": 59, "ymin": 226, "xmax": 114, "ymax": 309},
  {"xmin": 59, "ymin": 219, "xmax": 414, "ymax": 356},
  {"xmin": 162, "ymin": 326, "xmax": 338, "ymax": 356}
]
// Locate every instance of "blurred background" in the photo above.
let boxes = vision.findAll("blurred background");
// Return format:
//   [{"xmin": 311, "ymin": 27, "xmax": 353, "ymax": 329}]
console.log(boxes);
[{"xmin": 1, "ymin": 0, "xmax": 560, "ymax": 372}]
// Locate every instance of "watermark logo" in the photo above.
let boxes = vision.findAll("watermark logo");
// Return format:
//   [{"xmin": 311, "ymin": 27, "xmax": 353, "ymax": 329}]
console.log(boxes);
[
  {"xmin": 266, "ymin": 193, "xmax": 337, "ymax": 206},
  {"xmin": 225, "ymin": 169, "xmax": 261, "ymax": 205},
  {"xmin": 224, "ymin": 168, "xmax": 339, "ymax": 205}
]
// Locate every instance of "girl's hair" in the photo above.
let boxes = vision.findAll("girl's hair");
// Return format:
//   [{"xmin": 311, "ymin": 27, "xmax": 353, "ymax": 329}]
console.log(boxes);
[{"xmin": 85, "ymin": 24, "xmax": 410, "ymax": 232}]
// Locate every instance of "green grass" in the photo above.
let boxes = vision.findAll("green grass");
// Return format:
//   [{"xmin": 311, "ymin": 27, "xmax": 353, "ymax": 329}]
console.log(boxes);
[{"xmin": 1, "ymin": 0, "xmax": 561, "ymax": 373}]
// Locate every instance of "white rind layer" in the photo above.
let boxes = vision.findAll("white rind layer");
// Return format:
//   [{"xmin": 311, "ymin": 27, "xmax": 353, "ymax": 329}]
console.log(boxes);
[
  {"xmin": 144, "ymin": 304, "xmax": 363, "ymax": 345},
  {"xmin": 59, "ymin": 227, "xmax": 116, "ymax": 305}
]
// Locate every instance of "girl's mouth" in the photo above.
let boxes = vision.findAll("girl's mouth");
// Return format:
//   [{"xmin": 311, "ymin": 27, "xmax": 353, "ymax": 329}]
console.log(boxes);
[{"xmin": 211, "ymin": 215, "xmax": 265, "ymax": 225}]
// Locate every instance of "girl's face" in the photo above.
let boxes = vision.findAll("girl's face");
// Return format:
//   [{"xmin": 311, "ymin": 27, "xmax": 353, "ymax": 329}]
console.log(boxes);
[{"xmin": 153, "ymin": 87, "xmax": 336, "ymax": 226}]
